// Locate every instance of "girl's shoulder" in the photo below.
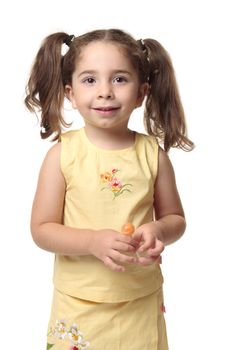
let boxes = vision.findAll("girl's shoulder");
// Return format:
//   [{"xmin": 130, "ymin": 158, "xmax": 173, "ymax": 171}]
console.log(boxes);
[
  {"xmin": 135, "ymin": 133, "xmax": 174, "ymax": 176},
  {"xmin": 60, "ymin": 128, "xmax": 82, "ymax": 142},
  {"xmin": 41, "ymin": 142, "xmax": 62, "ymax": 170},
  {"xmin": 135, "ymin": 131, "xmax": 159, "ymax": 157},
  {"xmin": 136, "ymin": 131, "xmax": 159, "ymax": 148}
]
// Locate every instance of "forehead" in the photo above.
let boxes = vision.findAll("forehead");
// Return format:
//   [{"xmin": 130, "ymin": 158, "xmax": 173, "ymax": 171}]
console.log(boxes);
[{"xmin": 75, "ymin": 41, "xmax": 136, "ymax": 73}]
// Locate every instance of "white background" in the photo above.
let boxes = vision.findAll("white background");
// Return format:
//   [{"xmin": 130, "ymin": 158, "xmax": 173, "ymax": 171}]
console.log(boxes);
[{"xmin": 0, "ymin": 0, "xmax": 232, "ymax": 349}]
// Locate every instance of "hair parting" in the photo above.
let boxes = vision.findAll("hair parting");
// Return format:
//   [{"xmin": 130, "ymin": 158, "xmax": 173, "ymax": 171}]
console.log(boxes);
[{"xmin": 25, "ymin": 29, "xmax": 193, "ymax": 151}]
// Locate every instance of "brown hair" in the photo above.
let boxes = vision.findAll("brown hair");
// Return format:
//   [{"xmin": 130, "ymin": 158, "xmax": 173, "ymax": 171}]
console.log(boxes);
[{"xmin": 25, "ymin": 29, "xmax": 194, "ymax": 151}]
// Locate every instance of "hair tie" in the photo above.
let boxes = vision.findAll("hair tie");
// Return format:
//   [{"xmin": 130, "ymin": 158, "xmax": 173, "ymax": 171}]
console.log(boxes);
[
  {"xmin": 138, "ymin": 39, "xmax": 149, "ymax": 62},
  {"xmin": 139, "ymin": 39, "xmax": 147, "ymax": 52},
  {"xmin": 62, "ymin": 35, "xmax": 75, "ymax": 56},
  {"xmin": 63, "ymin": 34, "xmax": 75, "ymax": 47}
]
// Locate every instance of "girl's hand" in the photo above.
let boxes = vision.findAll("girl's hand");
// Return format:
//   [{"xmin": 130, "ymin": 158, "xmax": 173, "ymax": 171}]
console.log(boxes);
[
  {"xmin": 89, "ymin": 229, "xmax": 138, "ymax": 272},
  {"xmin": 132, "ymin": 222, "xmax": 165, "ymax": 266}
]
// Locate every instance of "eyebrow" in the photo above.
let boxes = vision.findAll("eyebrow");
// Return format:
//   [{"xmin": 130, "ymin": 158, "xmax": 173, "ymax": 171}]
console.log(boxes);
[{"xmin": 78, "ymin": 70, "xmax": 133, "ymax": 77}]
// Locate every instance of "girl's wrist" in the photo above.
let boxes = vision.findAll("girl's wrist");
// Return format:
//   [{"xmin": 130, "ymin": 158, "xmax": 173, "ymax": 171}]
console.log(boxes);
[
  {"xmin": 151, "ymin": 221, "xmax": 165, "ymax": 242},
  {"xmin": 87, "ymin": 229, "xmax": 99, "ymax": 256}
]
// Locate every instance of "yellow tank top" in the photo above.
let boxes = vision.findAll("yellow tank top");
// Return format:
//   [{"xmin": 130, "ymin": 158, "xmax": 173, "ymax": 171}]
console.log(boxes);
[{"xmin": 53, "ymin": 128, "xmax": 163, "ymax": 302}]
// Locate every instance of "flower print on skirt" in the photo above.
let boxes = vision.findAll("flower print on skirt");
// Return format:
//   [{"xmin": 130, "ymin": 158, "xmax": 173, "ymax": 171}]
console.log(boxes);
[{"xmin": 46, "ymin": 287, "xmax": 168, "ymax": 350}]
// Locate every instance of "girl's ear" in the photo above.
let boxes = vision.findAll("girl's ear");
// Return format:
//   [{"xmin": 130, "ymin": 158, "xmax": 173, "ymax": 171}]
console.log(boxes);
[
  {"xmin": 65, "ymin": 84, "xmax": 77, "ymax": 109},
  {"xmin": 136, "ymin": 83, "xmax": 149, "ymax": 108}
]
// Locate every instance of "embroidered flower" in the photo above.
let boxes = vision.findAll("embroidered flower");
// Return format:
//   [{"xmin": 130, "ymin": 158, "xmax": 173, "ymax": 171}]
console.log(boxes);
[
  {"xmin": 161, "ymin": 303, "xmax": 166, "ymax": 313},
  {"xmin": 54, "ymin": 319, "xmax": 67, "ymax": 339},
  {"xmin": 47, "ymin": 320, "xmax": 90, "ymax": 349},
  {"xmin": 109, "ymin": 178, "xmax": 122, "ymax": 193},
  {"xmin": 100, "ymin": 168, "xmax": 132, "ymax": 199},
  {"xmin": 68, "ymin": 324, "xmax": 81, "ymax": 345},
  {"xmin": 68, "ymin": 323, "xmax": 90, "ymax": 348},
  {"xmin": 101, "ymin": 172, "xmax": 112, "ymax": 183}
]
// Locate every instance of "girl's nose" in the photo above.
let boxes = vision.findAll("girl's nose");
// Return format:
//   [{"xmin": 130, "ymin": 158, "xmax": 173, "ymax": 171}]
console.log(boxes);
[{"xmin": 97, "ymin": 83, "xmax": 114, "ymax": 99}]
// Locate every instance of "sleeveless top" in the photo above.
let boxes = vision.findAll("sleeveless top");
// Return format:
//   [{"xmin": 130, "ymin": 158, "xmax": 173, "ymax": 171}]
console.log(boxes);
[{"xmin": 53, "ymin": 128, "xmax": 163, "ymax": 302}]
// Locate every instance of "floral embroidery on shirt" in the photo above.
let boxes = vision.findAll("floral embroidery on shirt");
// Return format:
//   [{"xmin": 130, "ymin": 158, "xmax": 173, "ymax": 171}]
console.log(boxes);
[
  {"xmin": 47, "ymin": 319, "xmax": 90, "ymax": 349},
  {"xmin": 100, "ymin": 168, "xmax": 132, "ymax": 199}
]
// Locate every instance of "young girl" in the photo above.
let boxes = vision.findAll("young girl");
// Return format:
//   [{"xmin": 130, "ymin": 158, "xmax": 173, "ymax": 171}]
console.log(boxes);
[{"xmin": 25, "ymin": 29, "xmax": 193, "ymax": 350}]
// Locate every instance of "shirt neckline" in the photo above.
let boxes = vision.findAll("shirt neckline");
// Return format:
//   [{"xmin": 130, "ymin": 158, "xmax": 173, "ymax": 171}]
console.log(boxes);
[{"xmin": 80, "ymin": 127, "xmax": 138, "ymax": 153}]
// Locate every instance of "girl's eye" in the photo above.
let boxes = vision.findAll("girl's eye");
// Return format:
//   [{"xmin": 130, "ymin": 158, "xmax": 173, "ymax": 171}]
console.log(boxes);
[
  {"xmin": 82, "ymin": 77, "xmax": 95, "ymax": 84},
  {"xmin": 113, "ymin": 76, "xmax": 127, "ymax": 83}
]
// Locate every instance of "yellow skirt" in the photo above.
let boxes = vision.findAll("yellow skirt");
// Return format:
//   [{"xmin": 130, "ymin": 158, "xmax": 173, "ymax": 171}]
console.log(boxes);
[{"xmin": 47, "ymin": 287, "xmax": 169, "ymax": 350}]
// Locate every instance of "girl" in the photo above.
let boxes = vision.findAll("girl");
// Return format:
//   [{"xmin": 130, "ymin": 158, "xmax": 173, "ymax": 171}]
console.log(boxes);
[{"xmin": 25, "ymin": 29, "xmax": 193, "ymax": 350}]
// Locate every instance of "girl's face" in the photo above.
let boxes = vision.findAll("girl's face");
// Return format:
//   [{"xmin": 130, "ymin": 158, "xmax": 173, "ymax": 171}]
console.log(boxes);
[{"xmin": 66, "ymin": 41, "xmax": 147, "ymax": 131}]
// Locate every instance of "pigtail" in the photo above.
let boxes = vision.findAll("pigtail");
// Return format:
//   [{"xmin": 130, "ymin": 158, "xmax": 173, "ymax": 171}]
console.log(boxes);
[
  {"xmin": 25, "ymin": 32, "xmax": 71, "ymax": 140},
  {"xmin": 143, "ymin": 39, "xmax": 194, "ymax": 152}
]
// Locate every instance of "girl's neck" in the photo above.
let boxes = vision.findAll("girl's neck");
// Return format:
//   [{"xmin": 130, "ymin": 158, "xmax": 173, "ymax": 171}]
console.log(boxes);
[{"xmin": 83, "ymin": 125, "xmax": 135, "ymax": 150}]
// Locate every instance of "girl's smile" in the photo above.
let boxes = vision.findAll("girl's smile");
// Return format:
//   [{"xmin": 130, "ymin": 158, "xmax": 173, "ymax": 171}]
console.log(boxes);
[{"xmin": 92, "ymin": 106, "xmax": 120, "ymax": 116}]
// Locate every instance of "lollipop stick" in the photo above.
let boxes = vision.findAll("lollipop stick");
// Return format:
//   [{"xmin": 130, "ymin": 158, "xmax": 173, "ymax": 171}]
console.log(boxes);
[{"xmin": 121, "ymin": 223, "xmax": 140, "ymax": 258}]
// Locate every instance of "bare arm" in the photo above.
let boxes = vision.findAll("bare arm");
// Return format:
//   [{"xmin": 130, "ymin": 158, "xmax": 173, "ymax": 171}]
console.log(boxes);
[
  {"xmin": 153, "ymin": 147, "xmax": 186, "ymax": 246},
  {"xmin": 31, "ymin": 143, "xmax": 136, "ymax": 271},
  {"xmin": 31, "ymin": 142, "xmax": 96, "ymax": 255},
  {"xmin": 133, "ymin": 147, "xmax": 186, "ymax": 265}
]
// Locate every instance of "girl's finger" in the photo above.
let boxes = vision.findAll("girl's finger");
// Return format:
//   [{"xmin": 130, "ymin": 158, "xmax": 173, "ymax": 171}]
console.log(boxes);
[
  {"xmin": 147, "ymin": 243, "xmax": 164, "ymax": 257},
  {"xmin": 113, "ymin": 241, "xmax": 135, "ymax": 252},
  {"xmin": 137, "ymin": 236, "xmax": 155, "ymax": 252},
  {"xmin": 103, "ymin": 256, "xmax": 125, "ymax": 272},
  {"xmin": 117, "ymin": 234, "xmax": 139, "ymax": 249},
  {"xmin": 136, "ymin": 256, "xmax": 158, "ymax": 266},
  {"xmin": 110, "ymin": 249, "xmax": 137, "ymax": 264}
]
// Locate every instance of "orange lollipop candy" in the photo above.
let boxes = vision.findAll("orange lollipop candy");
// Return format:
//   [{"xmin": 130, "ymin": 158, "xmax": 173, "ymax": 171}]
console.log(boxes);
[{"xmin": 121, "ymin": 223, "xmax": 135, "ymax": 235}]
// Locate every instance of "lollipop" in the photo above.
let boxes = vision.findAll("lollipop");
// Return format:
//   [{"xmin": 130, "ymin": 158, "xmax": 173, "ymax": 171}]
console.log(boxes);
[
  {"xmin": 121, "ymin": 223, "xmax": 140, "ymax": 258},
  {"xmin": 121, "ymin": 223, "xmax": 162, "ymax": 263},
  {"xmin": 121, "ymin": 223, "xmax": 135, "ymax": 235}
]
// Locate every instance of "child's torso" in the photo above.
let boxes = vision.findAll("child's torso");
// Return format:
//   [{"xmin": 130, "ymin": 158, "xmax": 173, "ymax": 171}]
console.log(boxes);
[{"xmin": 53, "ymin": 128, "xmax": 163, "ymax": 302}]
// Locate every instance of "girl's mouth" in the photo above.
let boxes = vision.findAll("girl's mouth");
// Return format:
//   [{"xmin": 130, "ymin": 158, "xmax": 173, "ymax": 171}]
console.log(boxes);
[
  {"xmin": 93, "ymin": 106, "xmax": 120, "ymax": 115},
  {"xmin": 93, "ymin": 106, "xmax": 119, "ymax": 111}
]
